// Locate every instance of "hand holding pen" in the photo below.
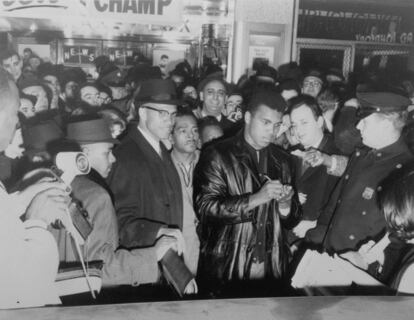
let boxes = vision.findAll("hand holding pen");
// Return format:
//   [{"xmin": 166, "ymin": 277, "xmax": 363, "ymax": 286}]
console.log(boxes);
[
  {"xmin": 260, "ymin": 174, "xmax": 293, "ymax": 202},
  {"xmin": 248, "ymin": 174, "xmax": 294, "ymax": 210}
]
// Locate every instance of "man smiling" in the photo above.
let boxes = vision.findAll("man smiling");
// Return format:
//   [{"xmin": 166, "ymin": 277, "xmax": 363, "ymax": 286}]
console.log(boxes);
[{"xmin": 194, "ymin": 77, "xmax": 236, "ymax": 136}]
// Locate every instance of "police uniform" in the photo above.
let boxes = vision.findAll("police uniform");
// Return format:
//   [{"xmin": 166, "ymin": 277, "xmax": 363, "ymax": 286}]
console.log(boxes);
[
  {"xmin": 99, "ymin": 66, "xmax": 129, "ymax": 115},
  {"xmin": 306, "ymin": 92, "xmax": 413, "ymax": 253}
]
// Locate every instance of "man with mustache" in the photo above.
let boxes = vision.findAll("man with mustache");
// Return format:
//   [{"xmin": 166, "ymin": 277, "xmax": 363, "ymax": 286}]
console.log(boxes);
[
  {"xmin": 170, "ymin": 109, "xmax": 201, "ymax": 276},
  {"xmin": 194, "ymin": 90, "xmax": 301, "ymax": 297}
]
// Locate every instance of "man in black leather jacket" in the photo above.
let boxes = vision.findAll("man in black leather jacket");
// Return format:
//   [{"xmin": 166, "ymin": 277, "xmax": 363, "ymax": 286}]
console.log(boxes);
[{"xmin": 194, "ymin": 90, "xmax": 301, "ymax": 297}]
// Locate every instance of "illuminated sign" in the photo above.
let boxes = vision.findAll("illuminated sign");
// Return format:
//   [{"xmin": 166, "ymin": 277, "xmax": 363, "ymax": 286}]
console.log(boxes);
[
  {"xmin": 86, "ymin": 0, "xmax": 182, "ymax": 24},
  {"xmin": 0, "ymin": 0, "xmax": 182, "ymax": 24},
  {"xmin": 63, "ymin": 45, "xmax": 96, "ymax": 64},
  {"xmin": 107, "ymin": 47, "xmax": 134, "ymax": 65}
]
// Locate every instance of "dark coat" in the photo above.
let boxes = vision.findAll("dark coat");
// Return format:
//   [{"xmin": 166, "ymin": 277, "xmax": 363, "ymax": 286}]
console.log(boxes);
[
  {"xmin": 107, "ymin": 126, "xmax": 183, "ymax": 248},
  {"xmin": 194, "ymin": 132, "xmax": 301, "ymax": 284},
  {"xmin": 306, "ymin": 138, "xmax": 413, "ymax": 253},
  {"xmin": 293, "ymin": 134, "xmax": 341, "ymax": 221}
]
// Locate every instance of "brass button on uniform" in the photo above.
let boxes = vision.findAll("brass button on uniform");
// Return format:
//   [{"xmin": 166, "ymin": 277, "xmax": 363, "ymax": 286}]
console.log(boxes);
[{"xmin": 349, "ymin": 235, "xmax": 355, "ymax": 240}]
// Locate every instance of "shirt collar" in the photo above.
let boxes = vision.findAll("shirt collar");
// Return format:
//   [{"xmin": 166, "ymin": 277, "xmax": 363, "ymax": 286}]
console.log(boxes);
[
  {"xmin": 201, "ymin": 109, "xmax": 222, "ymax": 122},
  {"xmin": 171, "ymin": 149, "xmax": 200, "ymax": 167}
]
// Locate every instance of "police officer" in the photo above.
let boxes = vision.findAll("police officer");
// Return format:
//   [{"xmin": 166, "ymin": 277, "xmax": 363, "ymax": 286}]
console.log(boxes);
[{"xmin": 304, "ymin": 92, "xmax": 413, "ymax": 253}]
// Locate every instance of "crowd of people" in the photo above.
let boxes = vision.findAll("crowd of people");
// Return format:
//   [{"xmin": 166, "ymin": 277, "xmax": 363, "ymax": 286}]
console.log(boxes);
[{"xmin": 1, "ymin": 46, "xmax": 414, "ymax": 309}]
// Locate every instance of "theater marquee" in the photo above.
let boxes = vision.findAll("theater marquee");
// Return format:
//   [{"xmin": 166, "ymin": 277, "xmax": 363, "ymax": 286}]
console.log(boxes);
[{"xmin": 0, "ymin": 0, "xmax": 183, "ymax": 25}]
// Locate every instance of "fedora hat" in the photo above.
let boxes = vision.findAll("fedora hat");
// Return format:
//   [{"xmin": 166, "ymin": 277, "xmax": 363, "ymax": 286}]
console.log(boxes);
[
  {"xmin": 67, "ymin": 117, "xmax": 119, "ymax": 145},
  {"xmin": 22, "ymin": 120, "xmax": 64, "ymax": 156},
  {"xmin": 136, "ymin": 79, "xmax": 181, "ymax": 105}
]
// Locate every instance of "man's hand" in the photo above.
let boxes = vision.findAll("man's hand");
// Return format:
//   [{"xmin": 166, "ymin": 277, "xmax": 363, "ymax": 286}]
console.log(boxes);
[
  {"xmin": 293, "ymin": 220, "xmax": 317, "ymax": 238},
  {"xmin": 298, "ymin": 192, "xmax": 307, "ymax": 205},
  {"xmin": 184, "ymin": 279, "xmax": 198, "ymax": 295},
  {"xmin": 339, "ymin": 250, "xmax": 369, "ymax": 270},
  {"xmin": 18, "ymin": 180, "xmax": 70, "ymax": 210},
  {"xmin": 154, "ymin": 236, "xmax": 179, "ymax": 261},
  {"xmin": 156, "ymin": 227, "xmax": 185, "ymax": 256},
  {"xmin": 293, "ymin": 149, "xmax": 332, "ymax": 168},
  {"xmin": 249, "ymin": 180, "xmax": 293, "ymax": 210},
  {"xmin": 360, "ymin": 234, "xmax": 390, "ymax": 266},
  {"xmin": 339, "ymin": 234, "xmax": 390, "ymax": 270},
  {"xmin": 227, "ymin": 110, "xmax": 243, "ymax": 122},
  {"xmin": 25, "ymin": 185, "xmax": 70, "ymax": 224},
  {"xmin": 344, "ymin": 98, "xmax": 359, "ymax": 109},
  {"xmin": 276, "ymin": 184, "xmax": 293, "ymax": 203}
]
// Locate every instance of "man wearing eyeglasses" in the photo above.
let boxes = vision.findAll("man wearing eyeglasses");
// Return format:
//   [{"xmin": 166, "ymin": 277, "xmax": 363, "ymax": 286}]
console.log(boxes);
[
  {"xmin": 194, "ymin": 89, "xmax": 301, "ymax": 297},
  {"xmin": 108, "ymin": 79, "xmax": 185, "ymax": 251},
  {"xmin": 107, "ymin": 79, "xmax": 200, "ymax": 297},
  {"xmin": 302, "ymin": 69, "xmax": 324, "ymax": 98},
  {"xmin": 108, "ymin": 79, "xmax": 197, "ymax": 299}
]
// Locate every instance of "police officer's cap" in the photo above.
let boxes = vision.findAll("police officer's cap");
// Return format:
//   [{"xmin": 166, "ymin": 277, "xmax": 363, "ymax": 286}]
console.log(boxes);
[{"xmin": 356, "ymin": 92, "xmax": 411, "ymax": 119}]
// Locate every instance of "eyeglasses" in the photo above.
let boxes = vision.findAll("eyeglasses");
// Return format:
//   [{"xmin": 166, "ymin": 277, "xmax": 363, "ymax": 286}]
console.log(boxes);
[
  {"xmin": 82, "ymin": 93, "xmax": 100, "ymax": 100},
  {"xmin": 142, "ymin": 105, "xmax": 177, "ymax": 120},
  {"xmin": 303, "ymin": 80, "xmax": 322, "ymax": 88}
]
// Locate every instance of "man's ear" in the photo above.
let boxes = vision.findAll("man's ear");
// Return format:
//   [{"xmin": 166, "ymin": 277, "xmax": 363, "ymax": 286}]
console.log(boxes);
[
  {"xmin": 199, "ymin": 91, "xmax": 204, "ymax": 102},
  {"xmin": 138, "ymin": 106, "xmax": 147, "ymax": 121},
  {"xmin": 244, "ymin": 111, "xmax": 252, "ymax": 125}
]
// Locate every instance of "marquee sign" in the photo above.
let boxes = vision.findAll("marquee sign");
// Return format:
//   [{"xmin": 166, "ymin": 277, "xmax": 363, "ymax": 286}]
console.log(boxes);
[
  {"xmin": 0, "ymin": 0, "xmax": 183, "ymax": 24},
  {"xmin": 86, "ymin": 0, "xmax": 183, "ymax": 24}
]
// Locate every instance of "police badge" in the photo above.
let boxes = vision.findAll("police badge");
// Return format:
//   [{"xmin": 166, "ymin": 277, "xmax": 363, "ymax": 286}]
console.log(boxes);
[{"xmin": 362, "ymin": 187, "xmax": 375, "ymax": 200}]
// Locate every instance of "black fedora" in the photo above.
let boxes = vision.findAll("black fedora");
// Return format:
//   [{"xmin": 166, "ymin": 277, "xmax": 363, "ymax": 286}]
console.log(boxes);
[
  {"xmin": 67, "ymin": 117, "xmax": 119, "ymax": 145},
  {"xmin": 135, "ymin": 79, "xmax": 182, "ymax": 105}
]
